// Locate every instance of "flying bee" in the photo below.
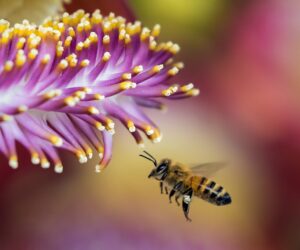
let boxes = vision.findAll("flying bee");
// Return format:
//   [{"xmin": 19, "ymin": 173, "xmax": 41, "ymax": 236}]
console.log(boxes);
[{"xmin": 139, "ymin": 151, "xmax": 232, "ymax": 221}]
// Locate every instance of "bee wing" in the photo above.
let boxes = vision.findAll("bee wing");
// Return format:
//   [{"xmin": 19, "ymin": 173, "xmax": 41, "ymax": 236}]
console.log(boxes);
[{"xmin": 190, "ymin": 162, "xmax": 228, "ymax": 177}]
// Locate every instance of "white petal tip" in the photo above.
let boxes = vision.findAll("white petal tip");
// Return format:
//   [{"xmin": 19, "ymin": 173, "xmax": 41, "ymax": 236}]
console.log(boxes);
[
  {"xmin": 9, "ymin": 160, "xmax": 18, "ymax": 169},
  {"xmin": 54, "ymin": 164, "xmax": 63, "ymax": 174},
  {"xmin": 95, "ymin": 164, "xmax": 101, "ymax": 173}
]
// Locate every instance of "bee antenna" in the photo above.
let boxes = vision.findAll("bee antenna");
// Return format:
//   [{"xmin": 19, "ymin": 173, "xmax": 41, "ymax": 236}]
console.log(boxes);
[
  {"xmin": 142, "ymin": 151, "xmax": 157, "ymax": 164},
  {"xmin": 139, "ymin": 153, "xmax": 157, "ymax": 166}
]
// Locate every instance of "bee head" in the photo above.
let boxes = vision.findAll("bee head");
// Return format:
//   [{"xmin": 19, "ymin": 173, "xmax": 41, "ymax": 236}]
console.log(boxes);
[
  {"xmin": 148, "ymin": 158, "xmax": 171, "ymax": 180},
  {"xmin": 139, "ymin": 151, "xmax": 171, "ymax": 180}
]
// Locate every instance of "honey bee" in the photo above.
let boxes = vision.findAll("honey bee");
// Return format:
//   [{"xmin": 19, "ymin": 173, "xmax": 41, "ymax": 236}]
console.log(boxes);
[{"xmin": 140, "ymin": 151, "xmax": 232, "ymax": 221}]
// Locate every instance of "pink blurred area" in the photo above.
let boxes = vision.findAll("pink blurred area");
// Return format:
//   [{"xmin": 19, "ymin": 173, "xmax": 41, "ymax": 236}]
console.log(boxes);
[{"xmin": 1, "ymin": 1, "xmax": 300, "ymax": 250}]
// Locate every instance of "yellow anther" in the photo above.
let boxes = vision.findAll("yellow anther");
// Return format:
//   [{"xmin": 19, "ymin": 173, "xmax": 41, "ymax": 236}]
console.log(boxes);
[
  {"xmin": 43, "ymin": 89, "xmax": 61, "ymax": 99},
  {"xmin": 56, "ymin": 45, "xmax": 64, "ymax": 57},
  {"xmin": 86, "ymin": 147, "xmax": 93, "ymax": 159},
  {"xmin": 28, "ymin": 36, "xmax": 41, "ymax": 49},
  {"xmin": 68, "ymin": 27, "xmax": 75, "ymax": 37},
  {"xmin": 127, "ymin": 120, "xmax": 136, "ymax": 132},
  {"xmin": 187, "ymin": 88, "xmax": 200, "ymax": 96},
  {"xmin": 28, "ymin": 49, "xmax": 38, "ymax": 60},
  {"xmin": 102, "ymin": 21, "xmax": 112, "ymax": 33},
  {"xmin": 64, "ymin": 96, "xmax": 76, "ymax": 106},
  {"xmin": 95, "ymin": 121, "xmax": 105, "ymax": 131},
  {"xmin": 89, "ymin": 32, "xmax": 98, "ymax": 43},
  {"xmin": 82, "ymin": 87, "xmax": 92, "ymax": 93},
  {"xmin": 170, "ymin": 44, "xmax": 180, "ymax": 54},
  {"xmin": 75, "ymin": 150, "xmax": 88, "ymax": 163},
  {"xmin": 0, "ymin": 20, "xmax": 9, "ymax": 33},
  {"xmin": 31, "ymin": 152, "xmax": 40, "ymax": 165},
  {"xmin": 69, "ymin": 57, "xmax": 78, "ymax": 67},
  {"xmin": 1, "ymin": 30, "xmax": 11, "ymax": 44},
  {"xmin": 133, "ymin": 65, "xmax": 143, "ymax": 74},
  {"xmin": 0, "ymin": 114, "xmax": 13, "ymax": 122},
  {"xmin": 58, "ymin": 59, "xmax": 68, "ymax": 70},
  {"xmin": 165, "ymin": 41, "xmax": 174, "ymax": 49},
  {"xmin": 152, "ymin": 64, "xmax": 164, "ymax": 74},
  {"xmin": 149, "ymin": 40, "xmax": 157, "ymax": 50},
  {"xmin": 94, "ymin": 93, "xmax": 105, "ymax": 100},
  {"xmin": 119, "ymin": 29, "xmax": 126, "ymax": 40},
  {"xmin": 145, "ymin": 125, "xmax": 154, "ymax": 135},
  {"xmin": 52, "ymin": 30, "xmax": 61, "ymax": 41},
  {"xmin": 162, "ymin": 86, "xmax": 178, "ymax": 96},
  {"xmin": 58, "ymin": 19, "xmax": 67, "ymax": 29},
  {"xmin": 166, "ymin": 58, "xmax": 174, "ymax": 65},
  {"xmin": 83, "ymin": 38, "xmax": 91, "ymax": 48},
  {"xmin": 91, "ymin": 10, "xmax": 103, "ymax": 24},
  {"xmin": 62, "ymin": 12, "xmax": 70, "ymax": 24},
  {"xmin": 180, "ymin": 83, "xmax": 194, "ymax": 92},
  {"xmin": 119, "ymin": 81, "xmax": 136, "ymax": 90},
  {"xmin": 156, "ymin": 42, "xmax": 166, "ymax": 51},
  {"xmin": 174, "ymin": 62, "xmax": 184, "ymax": 69},
  {"xmin": 151, "ymin": 133, "xmax": 162, "ymax": 143},
  {"xmin": 102, "ymin": 51, "xmax": 111, "ymax": 62},
  {"xmin": 18, "ymin": 105, "xmax": 28, "ymax": 113},
  {"xmin": 121, "ymin": 73, "xmax": 131, "ymax": 80},
  {"xmin": 97, "ymin": 145, "xmax": 104, "ymax": 156},
  {"xmin": 76, "ymin": 42, "xmax": 84, "ymax": 51},
  {"xmin": 42, "ymin": 54, "xmax": 51, "ymax": 64},
  {"xmin": 4, "ymin": 61, "xmax": 14, "ymax": 72},
  {"xmin": 108, "ymin": 12, "xmax": 116, "ymax": 20},
  {"xmin": 41, "ymin": 157, "xmax": 50, "ymax": 168},
  {"xmin": 87, "ymin": 106, "xmax": 100, "ymax": 115},
  {"xmin": 125, "ymin": 34, "xmax": 131, "ymax": 44},
  {"xmin": 64, "ymin": 36, "xmax": 72, "ymax": 47},
  {"xmin": 73, "ymin": 91, "xmax": 86, "ymax": 99},
  {"xmin": 48, "ymin": 135, "xmax": 63, "ymax": 146},
  {"xmin": 9, "ymin": 155, "xmax": 18, "ymax": 169},
  {"xmin": 168, "ymin": 67, "xmax": 179, "ymax": 76},
  {"xmin": 151, "ymin": 24, "xmax": 161, "ymax": 37},
  {"xmin": 106, "ymin": 118, "xmax": 115, "ymax": 129},
  {"xmin": 162, "ymin": 89, "xmax": 172, "ymax": 96},
  {"xmin": 16, "ymin": 50, "xmax": 26, "ymax": 67},
  {"xmin": 102, "ymin": 35, "xmax": 110, "ymax": 44},
  {"xmin": 80, "ymin": 59, "xmax": 90, "ymax": 67},
  {"xmin": 140, "ymin": 27, "xmax": 150, "ymax": 41},
  {"xmin": 54, "ymin": 163, "xmax": 64, "ymax": 174},
  {"xmin": 16, "ymin": 37, "xmax": 26, "ymax": 49},
  {"xmin": 77, "ymin": 23, "xmax": 84, "ymax": 33}
]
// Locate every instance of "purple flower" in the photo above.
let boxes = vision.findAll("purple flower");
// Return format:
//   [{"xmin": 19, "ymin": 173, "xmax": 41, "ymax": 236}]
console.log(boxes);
[{"xmin": 0, "ymin": 10, "xmax": 199, "ymax": 173}]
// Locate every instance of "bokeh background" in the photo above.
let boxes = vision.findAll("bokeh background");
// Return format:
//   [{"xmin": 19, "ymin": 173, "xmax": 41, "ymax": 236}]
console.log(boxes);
[{"xmin": 0, "ymin": 0, "xmax": 300, "ymax": 249}]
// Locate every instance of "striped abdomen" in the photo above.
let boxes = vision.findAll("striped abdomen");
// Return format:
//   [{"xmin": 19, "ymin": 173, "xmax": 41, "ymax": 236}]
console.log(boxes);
[{"xmin": 190, "ymin": 176, "xmax": 231, "ymax": 206}]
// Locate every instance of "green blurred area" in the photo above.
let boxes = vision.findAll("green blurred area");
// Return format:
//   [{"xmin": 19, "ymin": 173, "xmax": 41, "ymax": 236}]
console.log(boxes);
[{"xmin": 130, "ymin": 0, "xmax": 233, "ymax": 54}]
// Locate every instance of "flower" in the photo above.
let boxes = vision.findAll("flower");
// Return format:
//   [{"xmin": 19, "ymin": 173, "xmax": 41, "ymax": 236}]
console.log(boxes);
[
  {"xmin": 0, "ymin": 10, "xmax": 199, "ymax": 173},
  {"xmin": 0, "ymin": 0, "xmax": 70, "ymax": 24}
]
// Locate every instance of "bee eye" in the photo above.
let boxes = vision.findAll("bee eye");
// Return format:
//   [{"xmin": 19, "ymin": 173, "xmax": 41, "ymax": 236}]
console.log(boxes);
[{"xmin": 157, "ymin": 164, "xmax": 167, "ymax": 173}]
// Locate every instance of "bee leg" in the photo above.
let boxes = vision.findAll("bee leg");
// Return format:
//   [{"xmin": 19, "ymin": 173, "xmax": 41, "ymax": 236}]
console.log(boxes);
[
  {"xmin": 182, "ymin": 188, "xmax": 193, "ymax": 222},
  {"xmin": 175, "ymin": 194, "xmax": 181, "ymax": 206},
  {"xmin": 165, "ymin": 186, "xmax": 169, "ymax": 195},
  {"xmin": 169, "ymin": 181, "xmax": 183, "ymax": 203},
  {"xmin": 160, "ymin": 182, "xmax": 163, "ymax": 194}
]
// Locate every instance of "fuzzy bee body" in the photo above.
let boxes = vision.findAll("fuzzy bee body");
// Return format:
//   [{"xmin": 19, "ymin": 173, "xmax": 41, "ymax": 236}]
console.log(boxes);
[
  {"xmin": 186, "ymin": 176, "xmax": 231, "ymax": 206},
  {"xmin": 140, "ymin": 152, "xmax": 232, "ymax": 221},
  {"xmin": 163, "ymin": 163, "xmax": 231, "ymax": 207}
]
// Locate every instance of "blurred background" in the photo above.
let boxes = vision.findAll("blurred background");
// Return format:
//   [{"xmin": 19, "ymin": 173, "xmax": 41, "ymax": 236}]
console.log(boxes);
[{"xmin": 0, "ymin": 0, "xmax": 300, "ymax": 249}]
